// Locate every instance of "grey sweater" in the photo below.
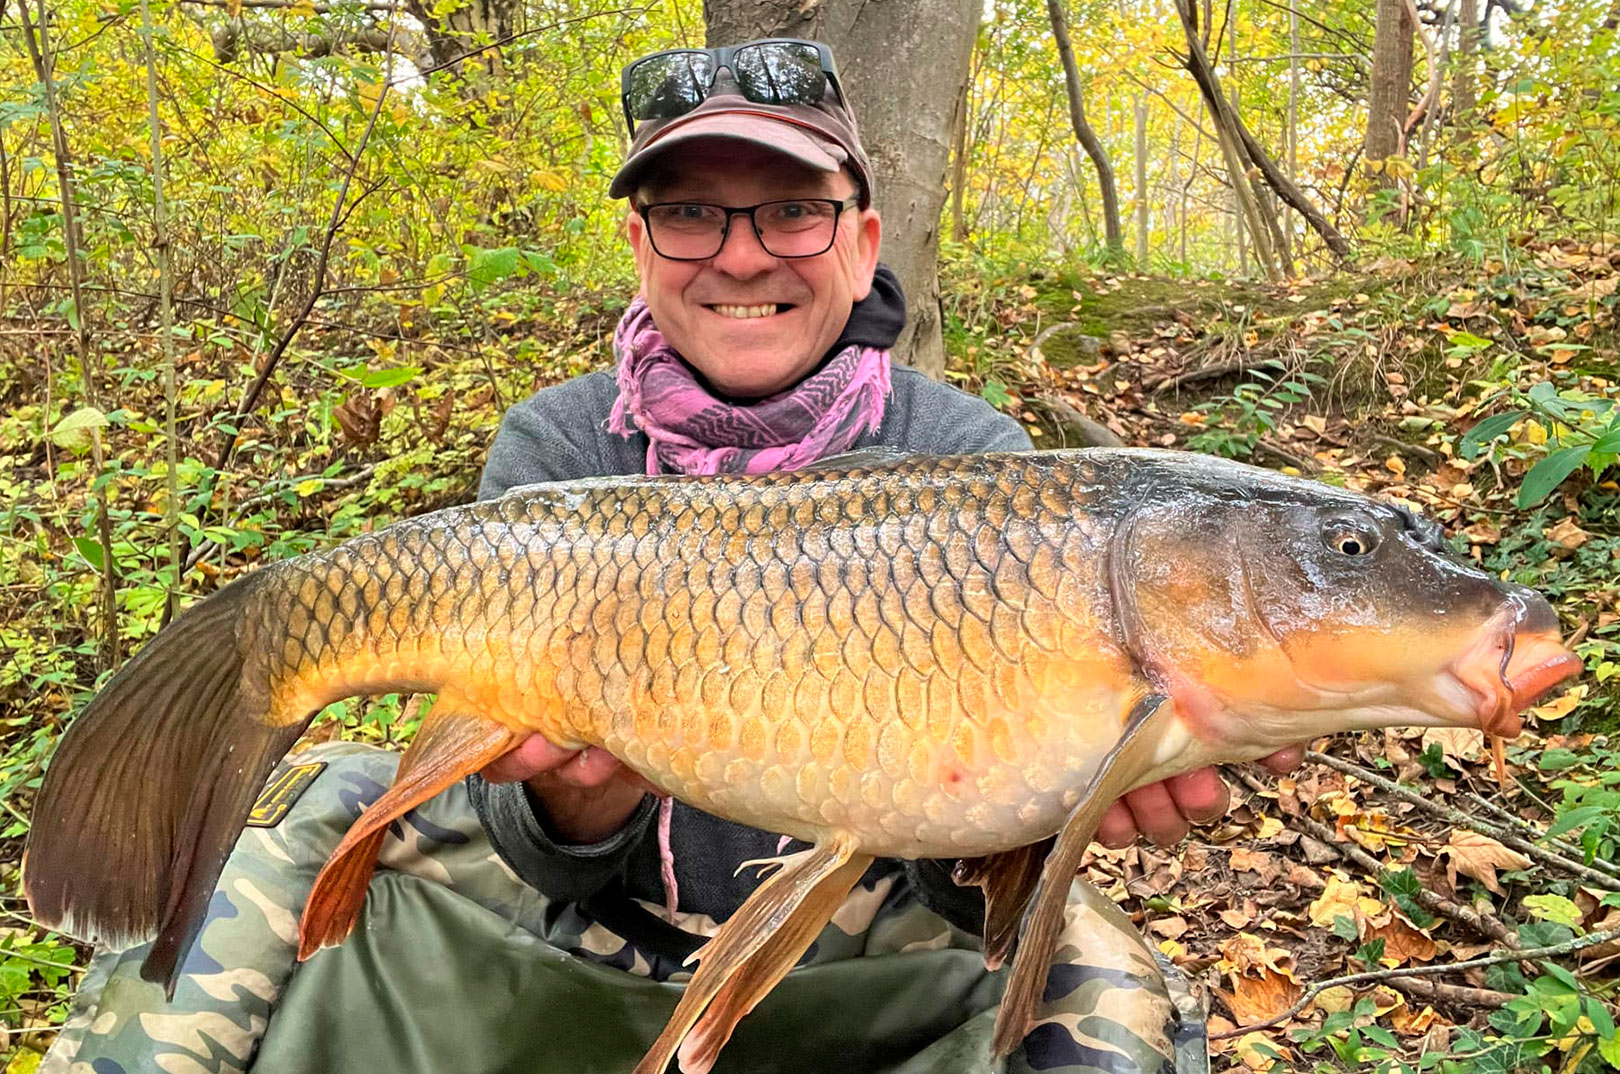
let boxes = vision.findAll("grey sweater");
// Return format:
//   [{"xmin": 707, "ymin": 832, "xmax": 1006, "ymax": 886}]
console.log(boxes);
[{"xmin": 468, "ymin": 366, "xmax": 1031, "ymax": 968}]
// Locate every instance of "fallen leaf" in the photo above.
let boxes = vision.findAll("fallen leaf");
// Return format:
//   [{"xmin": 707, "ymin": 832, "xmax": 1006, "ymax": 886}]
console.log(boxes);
[
  {"xmin": 1423, "ymin": 726, "xmax": 1485, "ymax": 764},
  {"xmin": 1229, "ymin": 847, "xmax": 1282, "ymax": 883},
  {"xmin": 1526, "ymin": 684, "xmax": 1592, "ymax": 732},
  {"xmin": 1313, "ymin": 985, "xmax": 1356, "ymax": 1014},
  {"xmin": 1440, "ymin": 830, "xmax": 1533, "ymax": 894},
  {"xmin": 1365, "ymin": 914, "xmax": 1439, "ymax": 965},
  {"xmin": 1222, "ymin": 970, "xmax": 1303, "ymax": 1025},
  {"xmin": 1220, "ymin": 907, "xmax": 1257, "ymax": 930},
  {"xmin": 1235, "ymin": 1031, "xmax": 1290, "ymax": 1071},
  {"xmin": 1544, "ymin": 517, "xmax": 1591, "ymax": 551},
  {"xmin": 1307, "ymin": 875, "xmax": 1384, "ymax": 928},
  {"xmin": 1149, "ymin": 916, "xmax": 1190, "ymax": 940}
]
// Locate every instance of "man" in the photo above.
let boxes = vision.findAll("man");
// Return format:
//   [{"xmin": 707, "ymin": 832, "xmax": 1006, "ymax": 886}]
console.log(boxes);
[{"xmin": 43, "ymin": 40, "xmax": 1296, "ymax": 1074}]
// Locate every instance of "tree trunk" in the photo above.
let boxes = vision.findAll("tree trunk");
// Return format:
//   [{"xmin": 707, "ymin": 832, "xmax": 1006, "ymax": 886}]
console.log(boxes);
[
  {"xmin": 1047, "ymin": 0, "xmax": 1123, "ymax": 259},
  {"xmin": 1453, "ymin": 0, "xmax": 1479, "ymax": 125},
  {"xmin": 403, "ymin": 0, "xmax": 517, "ymax": 74},
  {"xmin": 1134, "ymin": 94, "xmax": 1148, "ymax": 264},
  {"xmin": 705, "ymin": 0, "xmax": 980, "ymax": 380},
  {"xmin": 1364, "ymin": 0, "xmax": 1414, "ymax": 163},
  {"xmin": 1172, "ymin": 0, "xmax": 1351, "ymax": 261}
]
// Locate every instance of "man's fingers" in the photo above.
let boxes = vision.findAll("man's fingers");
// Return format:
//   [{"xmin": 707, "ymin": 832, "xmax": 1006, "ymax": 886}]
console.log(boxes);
[
  {"xmin": 1096, "ymin": 800, "xmax": 1140, "ymax": 849},
  {"xmin": 480, "ymin": 735, "xmax": 577, "ymax": 783},
  {"xmin": 1123, "ymin": 782, "xmax": 1190, "ymax": 847},
  {"xmin": 1165, "ymin": 768, "xmax": 1229, "ymax": 825},
  {"xmin": 1260, "ymin": 744, "xmax": 1307, "ymax": 775}
]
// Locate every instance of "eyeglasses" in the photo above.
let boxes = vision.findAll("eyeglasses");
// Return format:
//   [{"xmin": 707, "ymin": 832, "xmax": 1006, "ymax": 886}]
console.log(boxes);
[
  {"xmin": 620, "ymin": 40, "xmax": 845, "ymax": 135},
  {"xmin": 638, "ymin": 198, "xmax": 860, "ymax": 261}
]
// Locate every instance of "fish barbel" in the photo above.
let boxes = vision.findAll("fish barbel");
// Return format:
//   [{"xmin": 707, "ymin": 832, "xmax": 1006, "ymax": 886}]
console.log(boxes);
[{"xmin": 25, "ymin": 449, "xmax": 1579, "ymax": 1072}]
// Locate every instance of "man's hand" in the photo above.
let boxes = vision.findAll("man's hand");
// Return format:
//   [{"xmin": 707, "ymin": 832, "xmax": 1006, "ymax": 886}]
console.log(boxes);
[
  {"xmin": 1095, "ymin": 745, "xmax": 1306, "ymax": 849},
  {"xmin": 481, "ymin": 736, "xmax": 656, "ymax": 845}
]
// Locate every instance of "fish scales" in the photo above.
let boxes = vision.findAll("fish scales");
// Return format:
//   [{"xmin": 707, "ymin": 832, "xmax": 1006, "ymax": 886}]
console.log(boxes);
[{"xmin": 253, "ymin": 453, "xmax": 1132, "ymax": 860}]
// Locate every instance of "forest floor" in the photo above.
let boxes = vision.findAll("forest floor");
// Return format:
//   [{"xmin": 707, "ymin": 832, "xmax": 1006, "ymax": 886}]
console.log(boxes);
[{"xmin": 2, "ymin": 240, "xmax": 1619, "ymax": 1072}]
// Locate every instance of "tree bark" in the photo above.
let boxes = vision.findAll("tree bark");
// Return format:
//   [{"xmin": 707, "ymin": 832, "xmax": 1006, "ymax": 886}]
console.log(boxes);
[
  {"xmin": 949, "ymin": 62, "xmax": 971, "ymax": 244},
  {"xmin": 705, "ymin": 0, "xmax": 980, "ymax": 380},
  {"xmin": 403, "ymin": 0, "xmax": 516, "ymax": 75},
  {"xmin": 1364, "ymin": 0, "xmax": 1414, "ymax": 163},
  {"xmin": 1134, "ymin": 94, "xmax": 1148, "ymax": 264},
  {"xmin": 1171, "ymin": 0, "xmax": 1350, "ymax": 263},
  {"xmin": 1047, "ymin": 0, "xmax": 1123, "ymax": 259},
  {"xmin": 1453, "ymin": 0, "xmax": 1479, "ymax": 125}
]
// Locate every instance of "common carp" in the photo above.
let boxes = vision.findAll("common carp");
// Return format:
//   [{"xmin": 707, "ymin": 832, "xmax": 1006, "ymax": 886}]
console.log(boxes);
[{"xmin": 25, "ymin": 448, "xmax": 1579, "ymax": 1073}]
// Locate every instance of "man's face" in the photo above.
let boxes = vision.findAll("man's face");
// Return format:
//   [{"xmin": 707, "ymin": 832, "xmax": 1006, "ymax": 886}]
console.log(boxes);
[{"xmin": 625, "ymin": 140, "xmax": 882, "ymax": 400}]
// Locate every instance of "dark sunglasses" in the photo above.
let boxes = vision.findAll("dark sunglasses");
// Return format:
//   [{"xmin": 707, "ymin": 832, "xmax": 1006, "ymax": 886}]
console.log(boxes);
[{"xmin": 620, "ymin": 39, "xmax": 845, "ymax": 135}]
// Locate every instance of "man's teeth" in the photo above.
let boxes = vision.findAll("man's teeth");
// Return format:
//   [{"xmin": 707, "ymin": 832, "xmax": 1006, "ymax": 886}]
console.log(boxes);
[{"xmin": 711, "ymin": 304, "xmax": 779, "ymax": 319}]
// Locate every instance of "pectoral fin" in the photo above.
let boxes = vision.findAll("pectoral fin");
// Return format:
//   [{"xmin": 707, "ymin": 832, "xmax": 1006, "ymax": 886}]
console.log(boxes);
[
  {"xmin": 297, "ymin": 701, "xmax": 520, "ymax": 960},
  {"xmin": 632, "ymin": 835, "xmax": 868, "ymax": 1074},
  {"xmin": 991, "ymin": 694, "xmax": 1175, "ymax": 1056},
  {"xmin": 953, "ymin": 838, "xmax": 1054, "ymax": 971}
]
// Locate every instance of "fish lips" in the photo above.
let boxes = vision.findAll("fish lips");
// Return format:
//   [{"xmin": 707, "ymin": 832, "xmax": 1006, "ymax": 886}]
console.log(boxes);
[{"xmin": 1449, "ymin": 600, "xmax": 1582, "ymax": 737}]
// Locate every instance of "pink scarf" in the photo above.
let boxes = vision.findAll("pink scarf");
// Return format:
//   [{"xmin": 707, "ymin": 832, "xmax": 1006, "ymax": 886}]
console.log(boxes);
[{"xmin": 606, "ymin": 297, "xmax": 891, "ymax": 476}]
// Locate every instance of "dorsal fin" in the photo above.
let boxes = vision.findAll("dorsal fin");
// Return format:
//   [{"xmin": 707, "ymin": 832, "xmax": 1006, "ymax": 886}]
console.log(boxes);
[{"xmin": 797, "ymin": 447, "xmax": 919, "ymax": 472}]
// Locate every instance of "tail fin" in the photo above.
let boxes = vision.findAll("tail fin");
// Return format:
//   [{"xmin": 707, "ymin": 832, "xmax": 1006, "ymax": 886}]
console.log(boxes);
[{"xmin": 23, "ymin": 568, "xmax": 311, "ymax": 995}]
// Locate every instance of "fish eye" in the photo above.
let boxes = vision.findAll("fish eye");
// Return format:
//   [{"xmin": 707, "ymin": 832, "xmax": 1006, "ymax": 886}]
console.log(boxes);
[{"xmin": 1323, "ymin": 517, "xmax": 1380, "ymax": 557}]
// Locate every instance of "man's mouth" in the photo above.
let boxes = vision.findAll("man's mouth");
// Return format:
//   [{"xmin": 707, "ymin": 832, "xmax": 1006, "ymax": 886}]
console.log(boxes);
[{"xmin": 707, "ymin": 303, "xmax": 794, "ymax": 319}]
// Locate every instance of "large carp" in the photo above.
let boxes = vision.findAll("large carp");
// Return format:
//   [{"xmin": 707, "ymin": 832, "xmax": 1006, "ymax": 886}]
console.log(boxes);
[{"xmin": 26, "ymin": 449, "xmax": 1579, "ymax": 1073}]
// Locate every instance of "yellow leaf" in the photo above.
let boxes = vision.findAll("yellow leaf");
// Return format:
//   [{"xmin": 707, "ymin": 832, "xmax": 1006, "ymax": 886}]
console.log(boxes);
[
  {"xmin": 286, "ymin": 0, "xmax": 316, "ymax": 13},
  {"xmin": 1422, "ymin": 726, "xmax": 1485, "ymax": 763},
  {"xmin": 1530, "ymin": 684, "xmax": 1587, "ymax": 722},
  {"xmin": 1256, "ymin": 816, "xmax": 1284, "ymax": 839},
  {"xmin": 1235, "ymin": 1031, "xmax": 1289, "ymax": 1071},
  {"xmin": 535, "ymin": 171, "xmax": 570, "ymax": 193},
  {"xmin": 1307, "ymin": 875, "xmax": 1383, "ymax": 927}
]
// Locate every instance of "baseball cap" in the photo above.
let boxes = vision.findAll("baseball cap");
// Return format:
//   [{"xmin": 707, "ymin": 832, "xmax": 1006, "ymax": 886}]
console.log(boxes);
[{"xmin": 609, "ymin": 71, "xmax": 876, "ymax": 206}]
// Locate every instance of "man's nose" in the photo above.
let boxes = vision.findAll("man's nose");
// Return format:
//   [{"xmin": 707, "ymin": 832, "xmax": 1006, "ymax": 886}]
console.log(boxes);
[{"xmin": 709, "ymin": 213, "xmax": 778, "ymax": 276}]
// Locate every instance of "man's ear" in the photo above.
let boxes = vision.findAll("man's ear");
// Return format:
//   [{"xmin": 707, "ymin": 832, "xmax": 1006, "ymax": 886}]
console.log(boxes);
[{"xmin": 850, "ymin": 208, "xmax": 882, "ymax": 302}]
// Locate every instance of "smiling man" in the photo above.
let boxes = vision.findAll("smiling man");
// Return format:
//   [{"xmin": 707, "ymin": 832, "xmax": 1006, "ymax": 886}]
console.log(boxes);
[{"xmin": 45, "ymin": 41, "xmax": 1266, "ymax": 1074}]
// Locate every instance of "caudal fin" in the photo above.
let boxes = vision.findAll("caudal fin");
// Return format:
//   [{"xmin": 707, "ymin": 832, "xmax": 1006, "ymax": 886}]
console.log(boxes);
[{"xmin": 23, "ymin": 568, "xmax": 311, "ymax": 994}]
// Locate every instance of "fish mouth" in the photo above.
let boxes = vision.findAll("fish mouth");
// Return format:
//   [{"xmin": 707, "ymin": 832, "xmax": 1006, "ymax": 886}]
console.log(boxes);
[{"xmin": 1449, "ymin": 601, "xmax": 1582, "ymax": 737}]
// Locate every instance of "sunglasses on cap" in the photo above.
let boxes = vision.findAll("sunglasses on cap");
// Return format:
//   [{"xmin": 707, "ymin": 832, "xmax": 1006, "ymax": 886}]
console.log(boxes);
[{"xmin": 620, "ymin": 39, "xmax": 846, "ymax": 135}]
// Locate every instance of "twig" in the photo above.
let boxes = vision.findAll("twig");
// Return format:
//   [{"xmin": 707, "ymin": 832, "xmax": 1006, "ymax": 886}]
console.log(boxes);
[
  {"xmin": 139, "ymin": 0, "xmax": 182, "ymax": 622},
  {"xmin": 1233, "ymin": 767, "xmax": 1520, "ymax": 947},
  {"xmin": 1212, "ymin": 924, "xmax": 1620, "ymax": 1038},
  {"xmin": 1387, "ymin": 976, "xmax": 1514, "ymax": 1008},
  {"xmin": 19, "ymin": 0, "xmax": 121, "ymax": 671},
  {"xmin": 1462, "ymin": 791, "xmax": 1620, "ymax": 881},
  {"xmin": 1369, "ymin": 433, "xmax": 1441, "ymax": 466},
  {"xmin": 1149, "ymin": 356, "xmax": 1285, "ymax": 393},
  {"xmin": 1307, "ymin": 751, "xmax": 1620, "ymax": 891},
  {"xmin": 167, "ymin": 14, "xmax": 400, "ymax": 617},
  {"xmin": 181, "ymin": 466, "xmax": 378, "ymax": 571},
  {"xmin": 1253, "ymin": 439, "xmax": 1320, "ymax": 473}
]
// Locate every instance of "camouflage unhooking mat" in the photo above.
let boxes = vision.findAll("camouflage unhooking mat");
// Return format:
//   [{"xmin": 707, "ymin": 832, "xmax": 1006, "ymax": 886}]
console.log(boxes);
[{"xmin": 43, "ymin": 743, "xmax": 1208, "ymax": 1074}]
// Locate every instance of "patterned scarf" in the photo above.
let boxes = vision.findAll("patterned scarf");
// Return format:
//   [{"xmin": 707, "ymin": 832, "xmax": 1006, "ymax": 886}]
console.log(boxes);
[{"xmin": 606, "ymin": 297, "xmax": 892, "ymax": 476}]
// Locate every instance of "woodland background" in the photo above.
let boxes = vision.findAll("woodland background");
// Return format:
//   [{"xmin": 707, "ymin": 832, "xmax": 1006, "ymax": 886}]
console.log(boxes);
[{"xmin": 1, "ymin": 0, "xmax": 1619, "ymax": 1069}]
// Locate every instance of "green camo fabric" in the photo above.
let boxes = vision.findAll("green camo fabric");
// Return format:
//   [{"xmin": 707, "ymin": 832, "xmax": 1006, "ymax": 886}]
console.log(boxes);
[{"xmin": 42, "ymin": 742, "xmax": 1204, "ymax": 1074}]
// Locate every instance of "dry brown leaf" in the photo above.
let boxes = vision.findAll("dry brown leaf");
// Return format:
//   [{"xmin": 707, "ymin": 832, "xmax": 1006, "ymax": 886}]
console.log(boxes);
[
  {"xmin": 1390, "ymin": 1004, "xmax": 1440, "ymax": 1035},
  {"xmin": 1544, "ymin": 517, "xmax": 1592, "ymax": 551},
  {"xmin": 1440, "ymin": 830, "xmax": 1533, "ymax": 894},
  {"xmin": 1365, "ymin": 914, "xmax": 1439, "ymax": 966},
  {"xmin": 1223, "ymin": 970, "xmax": 1304, "ymax": 1025},
  {"xmin": 1149, "ymin": 916, "xmax": 1190, "ymax": 940},
  {"xmin": 1217, "ymin": 932, "xmax": 1298, "ymax": 980},
  {"xmin": 1422, "ymin": 726, "xmax": 1485, "ymax": 763},
  {"xmin": 1220, "ymin": 907, "xmax": 1257, "ymax": 930},
  {"xmin": 1229, "ymin": 847, "xmax": 1282, "ymax": 883}
]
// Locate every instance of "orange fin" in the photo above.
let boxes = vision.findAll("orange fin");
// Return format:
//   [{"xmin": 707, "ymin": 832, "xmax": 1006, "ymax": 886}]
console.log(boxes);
[
  {"xmin": 991, "ymin": 694, "xmax": 1174, "ymax": 1056},
  {"xmin": 631, "ymin": 836, "xmax": 865, "ymax": 1074},
  {"xmin": 297, "ymin": 704, "xmax": 519, "ymax": 960},
  {"xmin": 676, "ymin": 849, "xmax": 873, "ymax": 1074},
  {"xmin": 953, "ymin": 837, "xmax": 1054, "ymax": 971}
]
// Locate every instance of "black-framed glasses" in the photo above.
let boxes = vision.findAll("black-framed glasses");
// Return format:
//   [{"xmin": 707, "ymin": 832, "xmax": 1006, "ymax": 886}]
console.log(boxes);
[
  {"xmin": 638, "ymin": 198, "xmax": 860, "ymax": 261},
  {"xmin": 621, "ymin": 40, "xmax": 845, "ymax": 135}
]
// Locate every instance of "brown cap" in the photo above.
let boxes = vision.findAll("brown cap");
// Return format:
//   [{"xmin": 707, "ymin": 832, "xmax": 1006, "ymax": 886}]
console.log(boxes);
[{"xmin": 609, "ymin": 79, "xmax": 875, "ymax": 206}]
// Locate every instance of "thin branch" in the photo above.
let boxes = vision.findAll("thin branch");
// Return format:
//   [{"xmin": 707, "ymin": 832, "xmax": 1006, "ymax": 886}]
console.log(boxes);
[
  {"xmin": 1233, "ymin": 766, "xmax": 1521, "ymax": 947},
  {"xmin": 1213, "ymin": 924, "xmax": 1620, "ymax": 1038},
  {"xmin": 1306, "ymin": 750, "xmax": 1620, "ymax": 890},
  {"xmin": 138, "ymin": 0, "xmax": 182, "ymax": 621},
  {"xmin": 19, "ymin": 0, "xmax": 121, "ymax": 670},
  {"xmin": 178, "ymin": 0, "xmax": 402, "ymax": 10}
]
